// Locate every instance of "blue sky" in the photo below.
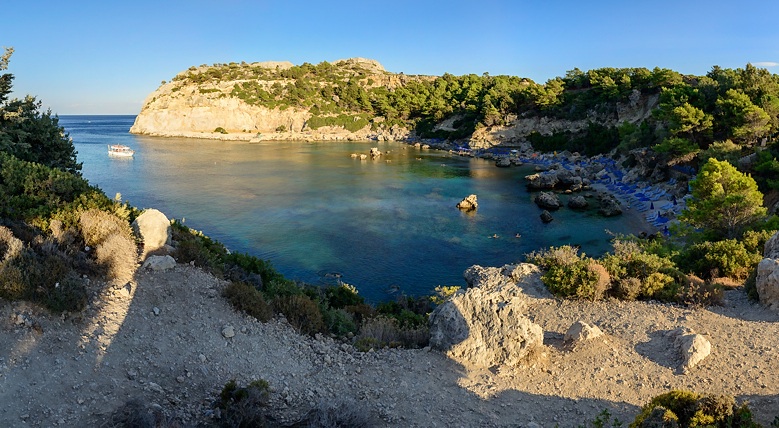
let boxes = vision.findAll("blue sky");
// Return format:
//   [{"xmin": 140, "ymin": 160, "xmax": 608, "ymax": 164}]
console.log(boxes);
[{"xmin": 4, "ymin": 0, "xmax": 779, "ymax": 114}]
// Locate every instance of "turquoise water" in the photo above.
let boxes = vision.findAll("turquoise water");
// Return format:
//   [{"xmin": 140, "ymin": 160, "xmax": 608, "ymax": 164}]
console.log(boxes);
[{"xmin": 60, "ymin": 115, "xmax": 637, "ymax": 301}]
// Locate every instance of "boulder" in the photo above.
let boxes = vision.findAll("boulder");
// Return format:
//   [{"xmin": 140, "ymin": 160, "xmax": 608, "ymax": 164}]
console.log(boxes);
[
  {"xmin": 141, "ymin": 255, "xmax": 177, "ymax": 271},
  {"xmin": 429, "ymin": 264, "xmax": 545, "ymax": 368},
  {"xmin": 567, "ymin": 195, "xmax": 589, "ymax": 210},
  {"xmin": 369, "ymin": 147, "xmax": 382, "ymax": 158},
  {"xmin": 672, "ymin": 327, "xmax": 711, "ymax": 373},
  {"xmin": 756, "ymin": 230, "xmax": 779, "ymax": 309},
  {"xmin": 534, "ymin": 192, "xmax": 561, "ymax": 210},
  {"xmin": 457, "ymin": 194, "xmax": 478, "ymax": 211},
  {"xmin": 764, "ymin": 230, "xmax": 779, "ymax": 259},
  {"xmin": 564, "ymin": 321, "xmax": 603, "ymax": 346},
  {"xmin": 540, "ymin": 210, "xmax": 554, "ymax": 223},
  {"xmin": 132, "ymin": 209, "xmax": 171, "ymax": 259},
  {"xmin": 495, "ymin": 157, "xmax": 511, "ymax": 167},
  {"xmin": 525, "ymin": 172, "xmax": 559, "ymax": 190},
  {"xmin": 597, "ymin": 194, "xmax": 623, "ymax": 217}
]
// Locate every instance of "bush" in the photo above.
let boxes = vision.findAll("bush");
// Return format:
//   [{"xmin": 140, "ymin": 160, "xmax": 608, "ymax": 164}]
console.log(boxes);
[
  {"xmin": 214, "ymin": 127, "xmax": 228, "ymax": 134},
  {"xmin": 323, "ymin": 282, "xmax": 364, "ymax": 309},
  {"xmin": 526, "ymin": 245, "xmax": 582, "ymax": 269},
  {"xmin": 744, "ymin": 267, "xmax": 759, "ymax": 301},
  {"xmin": 217, "ymin": 379, "xmax": 270, "ymax": 428},
  {"xmin": 223, "ymin": 281, "xmax": 273, "ymax": 322},
  {"xmin": 614, "ymin": 277, "xmax": 642, "ymax": 300},
  {"xmin": 273, "ymin": 294, "xmax": 325, "ymax": 335},
  {"xmin": 305, "ymin": 398, "xmax": 371, "ymax": 428},
  {"xmin": 676, "ymin": 239, "xmax": 761, "ymax": 281},
  {"xmin": 355, "ymin": 315, "xmax": 429, "ymax": 350},
  {"xmin": 79, "ymin": 209, "xmax": 138, "ymax": 284},
  {"xmin": 677, "ymin": 274, "xmax": 724, "ymax": 307},
  {"xmin": 542, "ymin": 258, "xmax": 610, "ymax": 300},
  {"xmin": 630, "ymin": 390, "xmax": 760, "ymax": 428}
]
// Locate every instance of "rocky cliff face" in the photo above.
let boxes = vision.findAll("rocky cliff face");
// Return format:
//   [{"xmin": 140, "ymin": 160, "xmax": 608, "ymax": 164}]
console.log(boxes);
[
  {"xmin": 470, "ymin": 90, "xmax": 660, "ymax": 149},
  {"xmin": 130, "ymin": 58, "xmax": 417, "ymax": 142}
]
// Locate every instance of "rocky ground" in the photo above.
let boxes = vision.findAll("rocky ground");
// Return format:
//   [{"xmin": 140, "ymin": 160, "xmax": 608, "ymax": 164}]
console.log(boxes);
[{"xmin": 1, "ymin": 263, "xmax": 778, "ymax": 427}]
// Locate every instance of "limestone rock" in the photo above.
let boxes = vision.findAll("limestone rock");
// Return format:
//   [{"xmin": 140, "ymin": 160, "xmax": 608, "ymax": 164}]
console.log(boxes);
[
  {"xmin": 567, "ymin": 195, "xmax": 589, "ymax": 210},
  {"xmin": 525, "ymin": 172, "xmax": 559, "ymax": 190},
  {"xmin": 540, "ymin": 210, "xmax": 554, "ymax": 223},
  {"xmin": 534, "ymin": 192, "xmax": 561, "ymax": 210},
  {"xmin": 564, "ymin": 321, "xmax": 603, "ymax": 345},
  {"xmin": 756, "ymin": 257, "xmax": 779, "ymax": 309},
  {"xmin": 495, "ymin": 157, "xmax": 511, "ymax": 167},
  {"xmin": 597, "ymin": 193, "xmax": 623, "ymax": 217},
  {"xmin": 132, "ymin": 209, "xmax": 171, "ymax": 259},
  {"xmin": 222, "ymin": 325, "xmax": 235, "ymax": 339},
  {"xmin": 757, "ymin": 230, "xmax": 779, "ymax": 309},
  {"xmin": 369, "ymin": 147, "xmax": 382, "ymax": 158},
  {"xmin": 141, "ymin": 255, "xmax": 177, "ymax": 272},
  {"xmin": 429, "ymin": 264, "xmax": 544, "ymax": 368},
  {"xmin": 673, "ymin": 328, "xmax": 711, "ymax": 373},
  {"xmin": 457, "ymin": 194, "xmax": 478, "ymax": 211},
  {"xmin": 764, "ymin": 230, "xmax": 779, "ymax": 260}
]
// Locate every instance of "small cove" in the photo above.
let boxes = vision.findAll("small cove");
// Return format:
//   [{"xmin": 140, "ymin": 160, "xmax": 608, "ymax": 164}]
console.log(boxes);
[{"xmin": 62, "ymin": 115, "xmax": 643, "ymax": 302}]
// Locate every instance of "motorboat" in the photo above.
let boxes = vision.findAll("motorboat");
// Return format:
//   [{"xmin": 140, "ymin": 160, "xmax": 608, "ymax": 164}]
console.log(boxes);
[{"xmin": 108, "ymin": 144, "xmax": 135, "ymax": 157}]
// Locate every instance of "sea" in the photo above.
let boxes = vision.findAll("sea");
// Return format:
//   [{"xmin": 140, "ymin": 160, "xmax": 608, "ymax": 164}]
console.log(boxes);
[{"xmin": 59, "ymin": 115, "xmax": 640, "ymax": 302}]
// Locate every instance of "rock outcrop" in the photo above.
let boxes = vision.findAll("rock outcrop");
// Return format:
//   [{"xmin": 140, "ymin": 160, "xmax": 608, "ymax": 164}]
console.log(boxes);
[
  {"xmin": 757, "ymin": 230, "xmax": 779, "ymax": 309},
  {"xmin": 671, "ymin": 327, "xmax": 711, "ymax": 373},
  {"xmin": 597, "ymin": 193, "xmax": 623, "ymax": 217},
  {"xmin": 129, "ymin": 58, "xmax": 423, "ymax": 142},
  {"xmin": 429, "ymin": 264, "xmax": 545, "ymax": 368},
  {"xmin": 534, "ymin": 192, "xmax": 561, "ymax": 210},
  {"xmin": 564, "ymin": 321, "xmax": 603, "ymax": 346},
  {"xmin": 567, "ymin": 195, "xmax": 589, "ymax": 210},
  {"xmin": 456, "ymin": 194, "xmax": 478, "ymax": 211},
  {"xmin": 132, "ymin": 209, "xmax": 171, "ymax": 259}
]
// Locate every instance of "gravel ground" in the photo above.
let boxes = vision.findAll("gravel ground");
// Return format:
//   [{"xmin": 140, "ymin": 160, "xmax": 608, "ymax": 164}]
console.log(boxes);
[{"xmin": 1, "ymin": 263, "xmax": 778, "ymax": 427}]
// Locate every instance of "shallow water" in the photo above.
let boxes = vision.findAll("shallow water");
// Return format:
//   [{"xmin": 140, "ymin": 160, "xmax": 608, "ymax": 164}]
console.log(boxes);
[{"xmin": 60, "ymin": 115, "xmax": 639, "ymax": 301}]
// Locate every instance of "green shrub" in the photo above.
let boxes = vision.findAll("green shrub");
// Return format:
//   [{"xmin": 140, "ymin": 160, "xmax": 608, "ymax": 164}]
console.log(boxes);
[
  {"xmin": 214, "ymin": 127, "xmax": 228, "ymax": 134},
  {"xmin": 642, "ymin": 272, "xmax": 675, "ymax": 298},
  {"xmin": 324, "ymin": 282, "xmax": 364, "ymax": 309},
  {"xmin": 526, "ymin": 245, "xmax": 582, "ymax": 269},
  {"xmin": 321, "ymin": 307, "xmax": 358, "ymax": 336},
  {"xmin": 273, "ymin": 294, "xmax": 325, "ymax": 335},
  {"xmin": 223, "ymin": 281, "xmax": 273, "ymax": 322},
  {"xmin": 630, "ymin": 390, "xmax": 760, "ymax": 428},
  {"xmin": 677, "ymin": 239, "xmax": 761, "ymax": 281},
  {"xmin": 542, "ymin": 258, "xmax": 610, "ymax": 300}
]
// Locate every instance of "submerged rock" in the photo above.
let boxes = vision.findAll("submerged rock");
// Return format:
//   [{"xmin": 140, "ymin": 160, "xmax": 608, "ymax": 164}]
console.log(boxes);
[
  {"xmin": 540, "ymin": 210, "xmax": 554, "ymax": 223},
  {"xmin": 567, "ymin": 195, "xmax": 589, "ymax": 210}
]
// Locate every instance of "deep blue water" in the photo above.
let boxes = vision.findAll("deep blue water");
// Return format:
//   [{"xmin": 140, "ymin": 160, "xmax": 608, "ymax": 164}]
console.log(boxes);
[{"xmin": 59, "ymin": 115, "xmax": 638, "ymax": 301}]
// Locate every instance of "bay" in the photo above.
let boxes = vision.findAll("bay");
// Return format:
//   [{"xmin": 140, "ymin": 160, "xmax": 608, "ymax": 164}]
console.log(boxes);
[{"xmin": 60, "ymin": 115, "xmax": 637, "ymax": 302}]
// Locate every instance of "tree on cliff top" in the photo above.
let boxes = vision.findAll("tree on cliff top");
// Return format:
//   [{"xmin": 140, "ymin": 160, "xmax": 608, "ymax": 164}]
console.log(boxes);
[
  {"xmin": 0, "ymin": 47, "xmax": 81, "ymax": 173},
  {"xmin": 679, "ymin": 158, "xmax": 766, "ymax": 240}
]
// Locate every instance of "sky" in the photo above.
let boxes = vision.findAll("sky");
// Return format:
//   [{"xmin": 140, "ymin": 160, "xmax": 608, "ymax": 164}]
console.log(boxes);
[{"xmin": 3, "ymin": 0, "xmax": 779, "ymax": 115}]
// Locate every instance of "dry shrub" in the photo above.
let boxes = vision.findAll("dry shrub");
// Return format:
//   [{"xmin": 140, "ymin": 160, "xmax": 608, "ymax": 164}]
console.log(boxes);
[
  {"xmin": 273, "ymin": 294, "xmax": 325, "ymax": 335},
  {"xmin": 355, "ymin": 316, "xmax": 429, "ymax": 351},
  {"xmin": 217, "ymin": 379, "xmax": 270, "ymax": 428},
  {"xmin": 614, "ymin": 277, "xmax": 642, "ymax": 300},
  {"xmin": 678, "ymin": 274, "xmax": 724, "ymax": 307},
  {"xmin": 0, "ymin": 225, "xmax": 24, "ymax": 263},
  {"xmin": 223, "ymin": 281, "xmax": 273, "ymax": 322},
  {"xmin": 526, "ymin": 245, "xmax": 582, "ymax": 268},
  {"xmin": 105, "ymin": 398, "xmax": 184, "ymax": 428},
  {"xmin": 79, "ymin": 209, "xmax": 138, "ymax": 283},
  {"xmin": 306, "ymin": 397, "xmax": 371, "ymax": 427},
  {"xmin": 587, "ymin": 260, "xmax": 611, "ymax": 300}
]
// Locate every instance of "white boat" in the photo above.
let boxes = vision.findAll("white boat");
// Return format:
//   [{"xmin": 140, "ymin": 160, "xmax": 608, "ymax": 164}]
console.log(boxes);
[{"xmin": 108, "ymin": 144, "xmax": 135, "ymax": 157}]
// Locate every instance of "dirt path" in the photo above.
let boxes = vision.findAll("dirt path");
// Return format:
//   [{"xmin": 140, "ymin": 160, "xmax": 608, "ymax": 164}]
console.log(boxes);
[{"xmin": 1, "ymin": 264, "xmax": 778, "ymax": 427}]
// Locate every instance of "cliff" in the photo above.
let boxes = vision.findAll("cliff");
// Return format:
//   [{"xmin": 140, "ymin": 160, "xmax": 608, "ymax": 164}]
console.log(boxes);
[
  {"xmin": 131, "ymin": 60, "xmax": 664, "ymax": 149},
  {"xmin": 130, "ymin": 58, "xmax": 425, "ymax": 142}
]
